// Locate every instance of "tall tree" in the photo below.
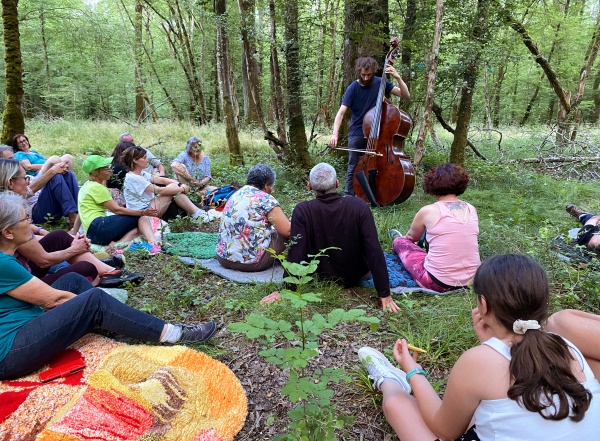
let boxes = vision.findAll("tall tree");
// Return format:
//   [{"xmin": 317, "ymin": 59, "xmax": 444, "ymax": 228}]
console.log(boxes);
[
  {"xmin": 268, "ymin": 0, "xmax": 287, "ymax": 152},
  {"xmin": 284, "ymin": 0, "xmax": 311, "ymax": 169},
  {"xmin": 237, "ymin": 0, "xmax": 261, "ymax": 125},
  {"xmin": 339, "ymin": 0, "xmax": 389, "ymax": 144},
  {"xmin": 215, "ymin": 0, "xmax": 243, "ymax": 165},
  {"xmin": 449, "ymin": 0, "xmax": 490, "ymax": 165},
  {"xmin": 1, "ymin": 0, "xmax": 25, "ymax": 143},
  {"xmin": 414, "ymin": 0, "xmax": 443, "ymax": 165}
]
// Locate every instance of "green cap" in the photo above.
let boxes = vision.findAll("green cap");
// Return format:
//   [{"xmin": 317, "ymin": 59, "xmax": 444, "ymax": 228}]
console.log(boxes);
[{"xmin": 82, "ymin": 155, "xmax": 113, "ymax": 174}]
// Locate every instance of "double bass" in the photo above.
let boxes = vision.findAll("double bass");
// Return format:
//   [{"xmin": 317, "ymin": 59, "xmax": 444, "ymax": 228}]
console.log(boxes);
[{"xmin": 353, "ymin": 38, "xmax": 415, "ymax": 207}]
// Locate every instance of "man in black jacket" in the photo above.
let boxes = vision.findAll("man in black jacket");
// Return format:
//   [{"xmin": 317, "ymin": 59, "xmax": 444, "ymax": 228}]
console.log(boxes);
[{"xmin": 284, "ymin": 162, "xmax": 398, "ymax": 312}]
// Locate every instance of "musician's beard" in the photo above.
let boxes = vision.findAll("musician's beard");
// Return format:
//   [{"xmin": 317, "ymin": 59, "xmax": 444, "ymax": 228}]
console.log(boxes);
[{"xmin": 358, "ymin": 76, "xmax": 374, "ymax": 86}]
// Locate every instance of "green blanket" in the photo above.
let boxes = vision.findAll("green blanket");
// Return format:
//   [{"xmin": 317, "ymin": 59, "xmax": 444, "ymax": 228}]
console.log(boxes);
[{"xmin": 163, "ymin": 232, "xmax": 219, "ymax": 259}]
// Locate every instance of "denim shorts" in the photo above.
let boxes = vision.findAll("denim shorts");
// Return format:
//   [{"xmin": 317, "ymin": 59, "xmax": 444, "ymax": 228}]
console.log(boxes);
[
  {"xmin": 86, "ymin": 214, "xmax": 139, "ymax": 245},
  {"xmin": 435, "ymin": 426, "xmax": 479, "ymax": 441}
]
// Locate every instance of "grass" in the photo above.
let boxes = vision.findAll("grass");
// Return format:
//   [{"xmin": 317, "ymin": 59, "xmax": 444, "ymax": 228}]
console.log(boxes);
[{"xmin": 27, "ymin": 119, "xmax": 600, "ymax": 438}]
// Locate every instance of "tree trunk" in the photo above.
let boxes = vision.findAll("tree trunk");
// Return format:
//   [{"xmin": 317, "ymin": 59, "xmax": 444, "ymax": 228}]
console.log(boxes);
[
  {"xmin": 134, "ymin": 0, "xmax": 146, "ymax": 121},
  {"xmin": 238, "ymin": 0, "xmax": 261, "ymax": 125},
  {"xmin": 414, "ymin": 0, "xmax": 443, "ymax": 165},
  {"xmin": 449, "ymin": 0, "xmax": 490, "ymax": 165},
  {"xmin": 269, "ymin": 0, "xmax": 287, "ymax": 150},
  {"xmin": 519, "ymin": 1, "xmax": 568, "ymax": 126},
  {"xmin": 491, "ymin": 64, "xmax": 505, "ymax": 127},
  {"xmin": 339, "ymin": 0, "xmax": 389, "ymax": 145},
  {"xmin": 592, "ymin": 68, "xmax": 600, "ymax": 123},
  {"xmin": 215, "ymin": 0, "xmax": 243, "ymax": 165},
  {"xmin": 1, "ymin": 0, "xmax": 25, "ymax": 144},
  {"xmin": 39, "ymin": 4, "xmax": 52, "ymax": 117},
  {"xmin": 284, "ymin": 0, "xmax": 311, "ymax": 169},
  {"xmin": 401, "ymin": 0, "xmax": 416, "ymax": 96}
]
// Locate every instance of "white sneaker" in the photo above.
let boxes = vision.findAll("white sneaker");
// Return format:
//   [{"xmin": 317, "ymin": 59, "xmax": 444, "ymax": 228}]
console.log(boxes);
[
  {"xmin": 358, "ymin": 346, "xmax": 411, "ymax": 393},
  {"xmin": 192, "ymin": 210, "xmax": 210, "ymax": 223}
]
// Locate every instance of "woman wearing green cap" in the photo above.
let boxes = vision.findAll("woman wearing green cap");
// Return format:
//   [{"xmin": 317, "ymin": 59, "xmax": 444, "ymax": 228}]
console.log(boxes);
[{"xmin": 78, "ymin": 155, "xmax": 159, "ymax": 247}]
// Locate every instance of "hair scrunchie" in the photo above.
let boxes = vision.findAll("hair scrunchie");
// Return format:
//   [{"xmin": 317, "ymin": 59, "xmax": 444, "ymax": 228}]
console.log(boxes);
[{"xmin": 513, "ymin": 319, "xmax": 541, "ymax": 334}]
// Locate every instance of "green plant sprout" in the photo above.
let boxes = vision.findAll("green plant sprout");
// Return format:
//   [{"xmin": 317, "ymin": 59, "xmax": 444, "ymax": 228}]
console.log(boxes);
[{"xmin": 229, "ymin": 248, "xmax": 380, "ymax": 440}]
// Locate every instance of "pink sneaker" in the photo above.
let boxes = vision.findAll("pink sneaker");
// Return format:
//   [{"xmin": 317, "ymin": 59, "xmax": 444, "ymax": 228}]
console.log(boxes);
[{"xmin": 149, "ymin": 245, "xmax": 162, "ymax": 255}]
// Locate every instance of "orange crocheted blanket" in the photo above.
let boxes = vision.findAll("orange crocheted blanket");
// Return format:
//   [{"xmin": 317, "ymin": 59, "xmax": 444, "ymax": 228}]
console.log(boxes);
[{"xmin": 0, "ymin": 334, "xmax": 247, "ymax": 441}]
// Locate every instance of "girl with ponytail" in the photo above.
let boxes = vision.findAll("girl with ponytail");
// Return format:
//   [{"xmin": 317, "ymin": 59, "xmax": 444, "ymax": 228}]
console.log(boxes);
[{"xmin": 358, "ymin": 254, "xmax": 600, "ymax": 440}]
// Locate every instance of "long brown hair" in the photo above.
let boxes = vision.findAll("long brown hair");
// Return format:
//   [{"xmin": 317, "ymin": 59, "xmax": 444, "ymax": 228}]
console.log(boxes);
[
  {"xmin": 120, "ymin": 146, "xmax": 146, "ymax": 171},
  {"xmin": 473, "ymin": 254, "xmax": 592, "ymax": 421}
]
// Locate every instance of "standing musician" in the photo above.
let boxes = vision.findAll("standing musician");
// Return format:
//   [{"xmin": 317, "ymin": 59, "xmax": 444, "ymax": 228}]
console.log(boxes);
[{"xmin": 328, "ymin": 56, "xmax": 410, "ymax": 197}]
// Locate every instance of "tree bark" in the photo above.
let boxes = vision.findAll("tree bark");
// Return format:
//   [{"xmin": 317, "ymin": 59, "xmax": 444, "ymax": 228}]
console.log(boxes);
[
  {"xmin": 339, "ymin": 0, "xmax": 389, "ymax": 145},
  {"xmin": 215, "ymin": 0, "xmax": 243, "ymax": 165},
  {"xmin": 39, "ymin": 4, "xmax": 52, "ymax": 117},
  {"xmin": 238, "ymin": 0, "xmax": 261, "ymax": 125},
  {"xmin": 1, "ymin": 0, "xmax": 25, "ymax": 144},
  {"xmin": 269, "ymin": 0, "xmax": 287, "ymax": 153},
  {"xmin": 414, "ymin": 0, "xmax": 443, "ymax": 165},
  {"xmin": 592, "ymin": 68, "xmax": 600, "ymax": 123},
  {"xmin": 283, "ymin": 0, "xmax": 312, "ymax": 169},
  {"xmin": 449, "ymin": 0, "xmax": 490, "ymax": 165}
]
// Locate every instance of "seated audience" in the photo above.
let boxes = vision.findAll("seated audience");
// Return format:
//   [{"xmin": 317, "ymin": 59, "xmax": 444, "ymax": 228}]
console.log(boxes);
[
  {"xmin": 0, "ymin": 161, "xmax": 140, "ymax": 286},
  {"xmin": 547, "ymin": 309, "xmax": 600, "ymax": 379},
  {"xmin": 565, "ymin": 204, "xmax": 600, "ymax": 252},
  {"xmin": 0, "ymin": 145, "xmax": 13, "ymax": 159},
  {"xmin": 121, "ymin": 146, "xmax": 207, "ymax": 223},
  {"xmin": 78, "ymin": 155, "xmax": 159, "ymax": 247},
  {"xmin": 0, "ymin": 191, "xmax": 217, "ymax": 380},
  {"xmin": 119, "ymin": 132, "xmax": 166, "ymax": 176},
  {"xmin": 107, "ymin": 140, "xmax": 135, "ymax": 191},
  {"xmin": 390, "ymin": 163, "xmax": 480, "ymax": 292},
  {"xmin": 358, "ymin": 254, "xmax": 600, "ymax": 441},
  {"xmin": 171, "ymin": 136, "xmax": 216, "ymax": 193},
  {"xmin": 9, "ymin": 135, "xmax": 79, "ymax": 227},
  {"xmin": 284, "ymin": 162, "xmax": 398, "ymax": 312},
  {"xmin": 216, "ymin": 164, "xmax": 290, "ymax": 272}
]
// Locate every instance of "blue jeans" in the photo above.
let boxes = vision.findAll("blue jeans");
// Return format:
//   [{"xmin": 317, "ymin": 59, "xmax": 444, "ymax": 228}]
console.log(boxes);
[
  {"xmin": 0, "ymin": 273, "xmax": 165, "ymax": 380},
  {"xmin": 86, "ymin": 214, "xmax": 139, "ymax": 245},
  {"xmin": 344, "ymin": 136, "xmax": 365, "ymax": 196},
  {"xmin": 32, "ymin": 171, "xmax": 79, "ymax": 223}
]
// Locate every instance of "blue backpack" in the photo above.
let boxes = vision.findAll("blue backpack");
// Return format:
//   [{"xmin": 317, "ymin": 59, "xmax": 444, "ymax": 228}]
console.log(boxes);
[{"xmin": 202, "ymin": 185, "xmax": 238, "ymax": 208}]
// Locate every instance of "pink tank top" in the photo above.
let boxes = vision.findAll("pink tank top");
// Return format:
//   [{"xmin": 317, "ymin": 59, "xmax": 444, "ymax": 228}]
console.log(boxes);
[{"xmin": 423, "ymin": 201, "xmax": 481, "ymax": 287}]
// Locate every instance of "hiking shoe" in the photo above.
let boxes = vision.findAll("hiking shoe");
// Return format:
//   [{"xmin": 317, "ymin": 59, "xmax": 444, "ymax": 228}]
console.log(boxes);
[
  {"xmin": 389, "ymin": 229, "xmax": 403, "ymax": 240},
  {"xmin": 566, "ymin": 204, "xmax": 587, "ymax": 220},
  {"xmin": 99, "ymin": 269, "xmax": 144, "ymax": 288},
  {"xmin": 129, "ymin": 242, "xmax": 153, "ymax": 253},
  {"xmin": 100, "ymin": 254, "xmax": 125, "ymax": 269},
  {"xmin": 178, "ymin": 322, "xmax": 218, "ymax": 343},
  {"xmin": 149, "ymin": 245, "xmax": 162, "ymax": 255},
  {"xmin": 358, "ymin": 346, "xmax": 411, "ymax": 393}
]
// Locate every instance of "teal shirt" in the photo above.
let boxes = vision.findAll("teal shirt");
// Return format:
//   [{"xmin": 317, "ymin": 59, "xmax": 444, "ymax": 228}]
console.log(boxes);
[
  {"xmin": 14, "ymin": 150, "xmax": 47, "ymax": 176},
  {"xmin": 0, "ymin": 252, "xmax": 42, "ymax": 362}
]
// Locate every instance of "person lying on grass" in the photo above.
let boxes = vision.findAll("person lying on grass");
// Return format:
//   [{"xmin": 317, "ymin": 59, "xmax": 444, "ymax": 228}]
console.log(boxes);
[
  {"xmin": 358, "ymin": 254, "xmax": 600, "ymax": 441},
  {"xmin": 0, "ymin": 191, "xmax": 217, "ymax": 380}
]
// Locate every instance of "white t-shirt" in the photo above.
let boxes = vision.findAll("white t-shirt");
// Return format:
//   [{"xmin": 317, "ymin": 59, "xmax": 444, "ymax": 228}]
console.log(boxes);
[{"xmin": 123, "ymin": 171, "xmax": 155, "ymax": 210}]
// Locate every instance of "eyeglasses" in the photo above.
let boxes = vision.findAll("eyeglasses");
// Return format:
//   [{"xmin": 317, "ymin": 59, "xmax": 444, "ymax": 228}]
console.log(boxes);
[
  {"xmin": 11, "ymin": 175, "xmax": 31, "ymax": 184},
  {"xmin": 16, "ymin": 213, "xmax": 31, "ymax": 224},
  {"xmin": 17, "ymin": 139, "xmax": 28, "ymax": 145}
]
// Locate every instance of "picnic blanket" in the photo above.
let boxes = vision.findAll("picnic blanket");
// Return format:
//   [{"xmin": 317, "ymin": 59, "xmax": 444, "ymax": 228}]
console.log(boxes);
[
  {"xmin": 0, "ymin": 334, "xmax": 247, "ymax": 441},
  {"xmin": 163, "ymin": 232, "xmax": 219, "ymax": 259},
  {"xmin": 178, "ymin": 256, "xmax": 284, "ymax": 283},
  {"xmin": 361, "ymin": 253, "xmax": 466, "ymax": 296}
]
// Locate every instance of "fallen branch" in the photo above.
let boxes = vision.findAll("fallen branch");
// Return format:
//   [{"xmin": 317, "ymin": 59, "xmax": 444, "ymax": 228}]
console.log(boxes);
[
  {"xmin": 506, "ymin": 156, "xmax": 600, "ymax": 164},
  {"xmin": 432, "ymin": 103, "xmax": 487, "ymax": 160}
]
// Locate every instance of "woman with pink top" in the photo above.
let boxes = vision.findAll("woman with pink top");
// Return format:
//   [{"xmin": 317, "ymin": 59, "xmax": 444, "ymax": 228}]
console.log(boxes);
[{"xmin": 389, "ymin": 163, "xmax": 480, "ymax": 292}]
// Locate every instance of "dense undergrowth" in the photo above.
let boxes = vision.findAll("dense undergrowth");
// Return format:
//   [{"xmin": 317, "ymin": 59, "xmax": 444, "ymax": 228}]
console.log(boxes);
[{"xmin": 28, "ymin": 119, "xmax": 600, "ymax": 439}]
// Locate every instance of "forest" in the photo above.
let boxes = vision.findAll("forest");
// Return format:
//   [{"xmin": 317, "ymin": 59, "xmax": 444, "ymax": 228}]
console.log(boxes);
[
  {"xmin": 2, "ymin": 0, "xmax": 600, "ymax": 440},
  {"xmin": 1, "ymin": 0, "xmax": 600, "ymax": 166}
]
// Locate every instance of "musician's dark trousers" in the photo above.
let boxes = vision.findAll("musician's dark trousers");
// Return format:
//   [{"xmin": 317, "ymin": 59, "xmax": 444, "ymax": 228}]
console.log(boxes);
[{"xmin": 344, "ymin": 136, "xmax": 365, "ymax": 196}]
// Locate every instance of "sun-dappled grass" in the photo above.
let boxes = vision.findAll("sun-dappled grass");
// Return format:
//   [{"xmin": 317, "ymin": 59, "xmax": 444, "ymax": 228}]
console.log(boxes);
[{"xmin": 25, "ymin": 119, "xmax": 600, "ymax": 435}]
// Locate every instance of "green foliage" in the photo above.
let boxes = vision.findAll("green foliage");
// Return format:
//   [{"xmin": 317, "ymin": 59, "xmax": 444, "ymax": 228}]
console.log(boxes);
[{"xmin": 229, "ymin": 250, "xmax": 379, "ymax": 440}]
